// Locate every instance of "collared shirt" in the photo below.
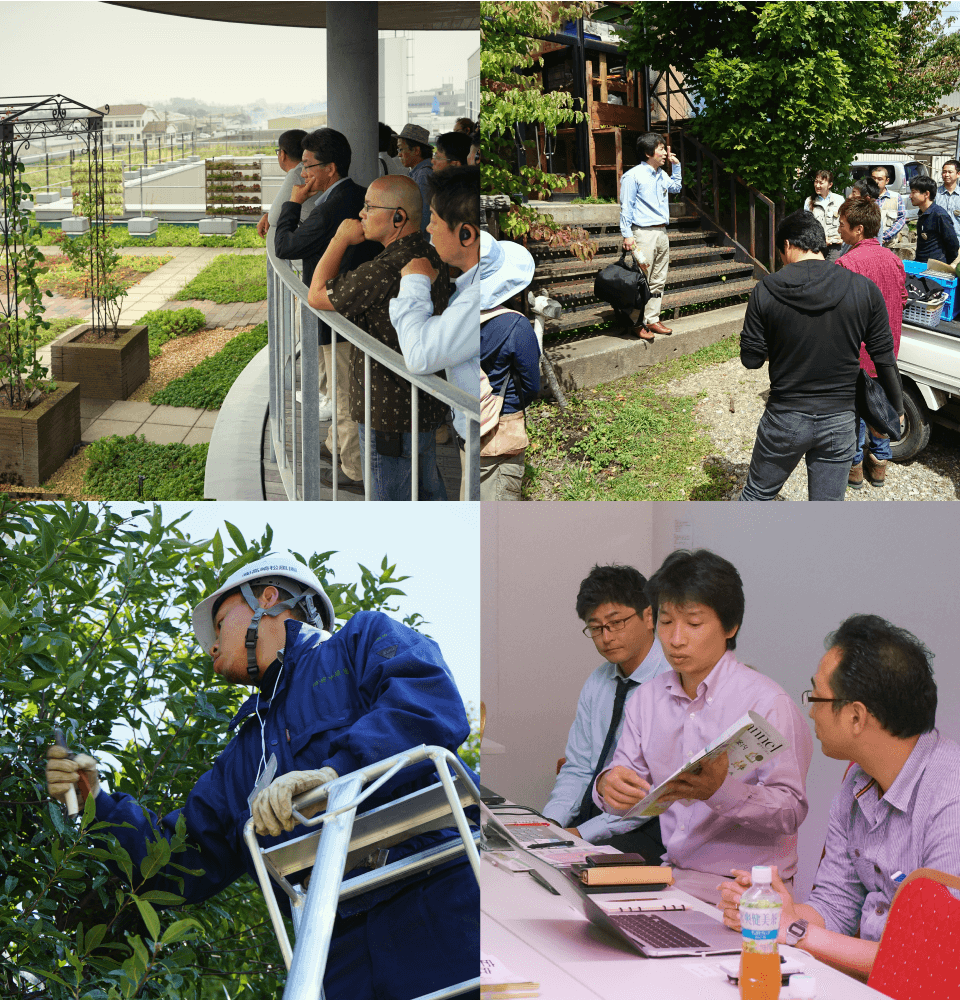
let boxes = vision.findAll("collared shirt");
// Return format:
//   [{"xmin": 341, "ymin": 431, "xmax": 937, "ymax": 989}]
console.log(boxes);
[
  {"xmin": 327, "ymin": 232, "xmax": 450, "ymax": 433},
  {"xmin": 389, "ymin": 264, "xmax": 480, "ymax": 438},
  {"xmin": 619, "ymin": 161, "xmax": 682, "ymax": 236},
  {"xmin": 544, "ymin": 637, "xmax": 671, "ymax": 843},
  {"xmin": 803, "ymin": 192, "xmax": 844, "ymax": 246},
  {"xmin": 836, "ymin": 237, "xmax": 907, "ymax": 376},
  {"xmin": 877, "ymin": 189, "xmax": 906, "ymax": 245},
  {"xmin": 807, "ymin": 730, "xmax": 960, "ymax": 942},
  {"xmin": 409, "ymin": 158, "xmax": 434, "ymax": 232},
  {"xmin": 593, "ymin": 650, "xmax": 812, "ymax": 877},
  {"xmin": 935, "ymin": 183, "xmax": 960, "ymax": 241}
]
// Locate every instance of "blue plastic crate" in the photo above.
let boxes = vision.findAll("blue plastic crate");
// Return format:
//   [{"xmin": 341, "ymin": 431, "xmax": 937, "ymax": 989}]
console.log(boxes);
[{"xmin": 904, "ymin": 259, "xmax": 957, "ymax": 323}]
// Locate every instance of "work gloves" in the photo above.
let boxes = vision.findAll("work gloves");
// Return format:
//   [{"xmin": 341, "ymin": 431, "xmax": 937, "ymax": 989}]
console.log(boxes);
[
  {"xmin": 46, "ymin": 744, "xmax": 101, "ymax": 806},
  {"xmin": 252, "ymin": 766, "xmax": 338, "ymax": 837}
]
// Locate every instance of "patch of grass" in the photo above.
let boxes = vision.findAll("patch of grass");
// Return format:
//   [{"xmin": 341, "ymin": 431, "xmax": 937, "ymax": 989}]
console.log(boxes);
[
  {"xmin": 176, "ymin": 254, "xmax": 267, "ymax": 303},
  {"xmin": 83, "ymin": 435, "xmax": 208, "ymax": 500},
  {"xmin": 37, "ymin": 224, "xmax": 266, "ymax": 250},
  {"xmin": 138, "ymin": 307, "xmax": 208, "ymax": 357},
  {"xmin": 525, "ymin": 334, "xmax": 742, "ymax": 500},
  {"xmin": 149, "ymin": 321, "xmax": 267, "ymax": 409},
  {"xmin": 4, "ymin": 316, "xmax": 87, "ymax": 350},
  {"xmin": 570, "ymin": 196, "xmax": 617, "ymax": 205}
]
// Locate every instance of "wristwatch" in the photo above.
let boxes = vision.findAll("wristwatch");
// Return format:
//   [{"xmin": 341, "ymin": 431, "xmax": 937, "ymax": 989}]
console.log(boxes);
[{"xmin": 784, "ymin": 918, "xmax": 809, "ymax": 948}]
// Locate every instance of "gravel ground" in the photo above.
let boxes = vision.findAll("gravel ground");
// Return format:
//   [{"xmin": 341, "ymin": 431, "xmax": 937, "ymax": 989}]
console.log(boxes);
[{"xmin": 665, "ymin": 357, "xmax": 960, "ymax": 501}]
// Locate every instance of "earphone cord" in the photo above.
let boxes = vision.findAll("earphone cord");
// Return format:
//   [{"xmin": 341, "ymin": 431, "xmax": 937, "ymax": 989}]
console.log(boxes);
[{"xmin": 254, "ymin": 657, "xmax": 286, "ymax": 787}]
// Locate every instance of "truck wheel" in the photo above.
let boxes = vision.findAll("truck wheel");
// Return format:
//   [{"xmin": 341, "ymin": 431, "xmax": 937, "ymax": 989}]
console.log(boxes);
[{"xmin": 890, "ymin": 383, "xmax": 931, "ymax": 462}]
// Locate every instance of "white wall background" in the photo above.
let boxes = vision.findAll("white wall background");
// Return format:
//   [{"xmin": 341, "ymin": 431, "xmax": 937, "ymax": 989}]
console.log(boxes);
[{"xmin": 481, "ymin": 503, "xmax": 960, "ymax": 903}]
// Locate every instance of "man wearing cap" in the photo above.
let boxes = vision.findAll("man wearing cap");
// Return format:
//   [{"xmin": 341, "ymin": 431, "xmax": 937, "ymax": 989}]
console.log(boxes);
[
  {"xmin": 46, "ymin": 554, "xmax": 479, "ymax": 1000},
  {"xmin": 480, "ymin": 233, "xmax": 541, "ymax": 500},
  {"xmin": 397, "ymin": 123, "xmax": 435, "ymax": 232}
]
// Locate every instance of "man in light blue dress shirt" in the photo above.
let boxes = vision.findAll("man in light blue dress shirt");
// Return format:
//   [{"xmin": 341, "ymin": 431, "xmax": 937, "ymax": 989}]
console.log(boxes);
[
  {"xmin": 935, "ymin": 159, "xmax": 960, "ymax": 265},
  {"xmin": 543, "ymin": 564, "xmax": 671, "ymax": 856},
  {"xmin": 619, "ymin": 133, "xmax": 682, "ymax": 339}
]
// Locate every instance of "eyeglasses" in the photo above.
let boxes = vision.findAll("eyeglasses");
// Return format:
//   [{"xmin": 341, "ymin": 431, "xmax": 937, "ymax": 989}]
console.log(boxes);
[
  {"xmin": 582, "ymin": 613, "xmax": 638, "ymax": 638},
  {"xmin": 301, "ymin": 160, "xmax": 328, "ymax": 172},
  {"xmin": 433, "ymin": 153, "xmax": 450, "ymax": 163},
  {"xmin": 801, "ymin": 690, "xmax": 843, "ymax": 706},
  {"xmin": 363, "ymin": 202, "xmax": 401, "ymax": 213}
]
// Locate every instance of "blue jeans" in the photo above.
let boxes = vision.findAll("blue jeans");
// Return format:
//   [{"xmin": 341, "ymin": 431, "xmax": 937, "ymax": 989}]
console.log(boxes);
[
  {"xmin": 854, "ymin": 418, "xmax": 893, "ymax": 465},
  {"xmin": 358, "ymin": 425, "xmax": 448, "ymax": 501},
  {"xmin": 740, "ymin": 408, "xmax": 856, "ymax": 501}
]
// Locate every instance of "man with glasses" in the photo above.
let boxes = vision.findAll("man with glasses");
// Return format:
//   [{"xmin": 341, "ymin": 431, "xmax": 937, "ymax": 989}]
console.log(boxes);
[
  {"xmin": 594, "ymin": 549, "xmax": 812, "ymax": 904},
  {"xmin": 543, "ymin": 564, "xmax": 671, "ymax": 855},
  {"xmin": 307, "ymin": 175, "xmax": 451, "ymax": 500},
  {"xmin": 432, "ymin": 132, "xmax": 471, "ymax": 173},
  {"xmin": 719, "ymin": 614, "xmax": 960, "ymax": 978},
  {"xmin": 273, "ymin": 128, "xmax": 380, "ymax": 495}
]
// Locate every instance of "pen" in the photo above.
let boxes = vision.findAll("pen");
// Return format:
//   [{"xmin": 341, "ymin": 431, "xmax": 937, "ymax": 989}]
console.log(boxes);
[
  {"xmin": 528, "ymin": 870, "xmax": 560, "ymax": 895},
  {"xmin": 504, "ymin": 822, "xmax": 550, "ymax": 827},
  {"xmin": 526, "ymin": 840, "xmax": 575, "ymax": 849}
]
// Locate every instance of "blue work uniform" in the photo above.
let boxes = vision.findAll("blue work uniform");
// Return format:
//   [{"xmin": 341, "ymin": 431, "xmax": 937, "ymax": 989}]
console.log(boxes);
[{"xmin": 93, "ymin": 610, "xmax": 480, "ymax": 1000}]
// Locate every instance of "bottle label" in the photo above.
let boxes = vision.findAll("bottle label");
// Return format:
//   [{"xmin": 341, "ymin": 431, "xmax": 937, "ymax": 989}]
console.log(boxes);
[{"xmin": 740, "ymin": 903, "xmax": 781, "ymax": 952}]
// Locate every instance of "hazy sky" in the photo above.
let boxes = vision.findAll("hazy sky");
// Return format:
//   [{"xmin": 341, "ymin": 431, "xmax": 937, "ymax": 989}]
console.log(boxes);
[
  {"xmin": 0, "ymin": 2, "xmax": 478, "ymax": 108},
  {"xmin": 96, "ymin": 502, "xmax": 480, "ymax": 710}
]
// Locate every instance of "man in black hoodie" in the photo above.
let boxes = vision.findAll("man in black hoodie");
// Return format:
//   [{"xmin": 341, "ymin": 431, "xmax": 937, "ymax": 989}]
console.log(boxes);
[{"xmin": 739, "ymin": 210, "xmax": 903, "ymax": 501}]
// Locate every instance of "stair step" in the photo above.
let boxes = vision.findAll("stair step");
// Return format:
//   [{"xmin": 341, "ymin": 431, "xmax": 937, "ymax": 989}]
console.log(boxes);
[
  {"xmin": 534, "ymin": 244, "xmax": 735, "ymax": 282},
  {"xmin": 528, "ymin": 227, "xmax": 718, "ymax": 263},
  {"xmin": 547, "ymin": 278, "xmax": 757, "ymax": 334}
]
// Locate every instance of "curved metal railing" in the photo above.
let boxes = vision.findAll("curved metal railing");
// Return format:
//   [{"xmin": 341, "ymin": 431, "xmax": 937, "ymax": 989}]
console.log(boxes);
[{"xmin": 266, "ymin": 240, "xmax": 479, "ymax": 500}]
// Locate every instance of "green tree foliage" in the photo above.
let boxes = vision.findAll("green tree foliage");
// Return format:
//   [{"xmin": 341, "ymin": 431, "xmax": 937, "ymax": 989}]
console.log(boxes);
[
  {"xmin": 481, "ymin": 1, "xmax": 599, "ymax": 245},
  {"xmin": 617, "ymin": 1, "xmax": 960, "ymax": 205},
  {"xmin": 0, "ymin": 502, "xmax": 474, "ymax": 999}
]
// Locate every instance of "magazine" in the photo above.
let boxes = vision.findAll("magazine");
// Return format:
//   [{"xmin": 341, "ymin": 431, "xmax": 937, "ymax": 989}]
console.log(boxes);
[{"xmin": 623, "ymin": 710, "xmax": 788, "ymax": 819}]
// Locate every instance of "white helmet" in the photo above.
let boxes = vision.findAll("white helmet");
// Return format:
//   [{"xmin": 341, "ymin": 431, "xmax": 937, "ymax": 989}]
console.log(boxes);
[{"xmin": 192, "ymin": 554, "xmax": 336, "ymax": 662}]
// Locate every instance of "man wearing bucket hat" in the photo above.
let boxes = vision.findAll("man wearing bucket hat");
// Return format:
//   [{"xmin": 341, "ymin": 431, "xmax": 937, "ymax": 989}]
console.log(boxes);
[
  {"xmin": 397, "ymin": 123, "xmax": 435, "ymax": 232},
  {"xmin": 480, "ymin": 232, "xmax": 541, "ymax": 500},
  {"xmin": 46, "ymin": 553, "xmax": 479, "ymax": 1000}
]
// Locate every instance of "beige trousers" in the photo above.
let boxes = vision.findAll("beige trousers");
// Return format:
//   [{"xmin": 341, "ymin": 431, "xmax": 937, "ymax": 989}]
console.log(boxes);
[
  {"xmin": 479, "ymin": 451, "xmax": 524, "ymax": 501},
  {"xmin": 629, "ymin": 224, "xmax": 671, "ymax": 325},
  {"xmin": 321, "ymin": 341, "xmax": 361, "ymax": 482}
]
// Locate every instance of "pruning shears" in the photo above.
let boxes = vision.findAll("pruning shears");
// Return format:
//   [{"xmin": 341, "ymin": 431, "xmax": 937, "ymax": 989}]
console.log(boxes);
[{"xmin": 53, "ymin": 726, "xmax": 83, "ymax": 818}]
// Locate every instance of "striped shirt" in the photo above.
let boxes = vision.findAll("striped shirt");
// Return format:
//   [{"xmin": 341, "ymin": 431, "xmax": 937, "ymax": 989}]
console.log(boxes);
[{"xmin": 807, "ymin": 729, "xmax": 960, "ymax": 942}]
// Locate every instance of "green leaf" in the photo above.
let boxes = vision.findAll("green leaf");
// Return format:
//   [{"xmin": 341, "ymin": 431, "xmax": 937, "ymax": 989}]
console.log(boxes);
[
  {"xmin": 160, "ymin": 917, "xmax": 203, "ymax": 946},
  {"xmin": 138, "ymin": 889, "xmax": 186, "ymax": 905},
  {"xmin": 212, "ymin": 529, "xmax": 223, "ymax": 568},
  {"xmin": 223, "ymin": 521, "xmax": 248, "ymax": 552},
  {"xmin": 134, "ymin": 897, "xmax": 160, "ymax": 942}
]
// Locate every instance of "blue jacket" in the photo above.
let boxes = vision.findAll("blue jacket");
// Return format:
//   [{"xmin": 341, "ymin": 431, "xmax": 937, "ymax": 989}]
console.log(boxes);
[
  {"xmin": 916, "ymin": 203, "xmax": 960, "ymax": 265},
  {"xmin": 94, "ymin": 611, "xmax": 477, "ymax": 916},
  {"xmin": 481, "ymin": 312, "xmax": 541, "ymax": 414}
]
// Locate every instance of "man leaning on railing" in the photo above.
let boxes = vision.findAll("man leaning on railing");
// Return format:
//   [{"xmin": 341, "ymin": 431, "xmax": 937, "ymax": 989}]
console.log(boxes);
[
  {"xmin": 307, "ymin": 175, "xmax": 451, "ymax": 500},
  {"xmin": 389, "ymin": 166, "xmax": 481, "ymax": 501}
]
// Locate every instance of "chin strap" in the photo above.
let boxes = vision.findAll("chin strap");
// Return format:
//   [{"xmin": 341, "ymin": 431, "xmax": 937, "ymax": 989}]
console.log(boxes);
[{"xmin": 240, "ymin": 581, "xmax": 327, "ymax": 679}]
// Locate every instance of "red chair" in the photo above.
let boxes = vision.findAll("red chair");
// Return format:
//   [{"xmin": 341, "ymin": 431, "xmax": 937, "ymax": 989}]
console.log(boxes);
[{"xmin": 867, "ymin": 875, "xmax": 960, "ymax": 999}]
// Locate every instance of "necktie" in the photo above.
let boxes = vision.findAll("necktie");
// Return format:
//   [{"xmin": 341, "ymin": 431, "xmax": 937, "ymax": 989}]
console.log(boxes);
[{"xmin": 573, "ymin": 677, "xmax": 637, "ymax": 827}]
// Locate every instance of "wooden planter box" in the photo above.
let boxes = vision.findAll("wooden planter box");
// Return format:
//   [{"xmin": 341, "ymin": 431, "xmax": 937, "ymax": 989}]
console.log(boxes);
[
  {"xmin": 50, "ymin": 323, "xmax": 149, "ymax": 400},
  {"xmin": 0, "ymin": 381, "xmax": 81, "ymax": 486}
]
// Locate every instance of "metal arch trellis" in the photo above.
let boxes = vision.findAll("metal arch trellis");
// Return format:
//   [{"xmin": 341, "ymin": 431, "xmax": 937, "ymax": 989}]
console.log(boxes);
[{"xmin": 0, "ymin": 94, "xmax": 110, "ymax": 405}]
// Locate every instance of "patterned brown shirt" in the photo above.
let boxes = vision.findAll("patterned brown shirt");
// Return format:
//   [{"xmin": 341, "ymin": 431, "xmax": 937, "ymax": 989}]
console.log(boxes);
[{"xmin": 327, "ymin": 233, "xmax": 451, "ymax": 433}]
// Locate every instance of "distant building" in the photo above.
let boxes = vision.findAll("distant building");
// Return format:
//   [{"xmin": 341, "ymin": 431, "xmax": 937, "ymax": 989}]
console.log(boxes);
[
  {"xmin": 268, "ymin": 112, "xmax": 328, "ymax": 130},
  {"xmin": 96, "ymin": 104, "xmax": 159, "ymax": 143},
  {"xmin": 407, "ymin": 81, "xmax": 465, "ymax": 119},
  {"xmin": 466, "ymin": 47, "xmax": 480, "ymax": 121}
]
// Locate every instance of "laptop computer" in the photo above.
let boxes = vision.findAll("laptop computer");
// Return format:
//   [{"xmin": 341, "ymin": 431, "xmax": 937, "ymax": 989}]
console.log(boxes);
[{"xmin": 481, "ymin": 802, "xmax": 742, "ymax": 958}]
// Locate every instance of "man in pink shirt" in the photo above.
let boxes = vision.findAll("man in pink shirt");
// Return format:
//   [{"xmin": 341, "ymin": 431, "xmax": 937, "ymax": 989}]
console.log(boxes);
[
  {"xmin": 836, "ymin": 197, "xmax": 908, "ymax": 490},
  {"xmin": 594, "ymin": 549, "xmax": 812, "ymax": 905}
]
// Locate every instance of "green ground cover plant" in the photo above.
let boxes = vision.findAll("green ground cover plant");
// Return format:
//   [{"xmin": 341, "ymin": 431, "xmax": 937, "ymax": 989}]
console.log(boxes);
[
  {"xmin": 36, "ymin": 224, "xmax": 266, "ymax": 250},
  {"xmin": 525, "ymin": 334, "xmax": 742, "ymax": 500},
  {"xmin": 176, "ymin": 255, "xmax": 267, "ymax": 304},
  {"xmin": 138, "ymin": 307, "xmax": 208, "ymax": 357},
  {"xmin": 82, "ymin": 436, "xmax": 209, "ymax": 499},
  {"xmin": 28, "ymin": 253, "xmax": 172, "ymax": 299},
  {"xmin": 150, "ymin": 322, "xmax": 268, "ymax": 409}
]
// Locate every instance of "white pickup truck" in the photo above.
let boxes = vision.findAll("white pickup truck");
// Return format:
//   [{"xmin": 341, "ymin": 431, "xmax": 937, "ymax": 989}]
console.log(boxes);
[{"xmin": 893, "ymin": 319, "xmax": 960, "ymax": 460}]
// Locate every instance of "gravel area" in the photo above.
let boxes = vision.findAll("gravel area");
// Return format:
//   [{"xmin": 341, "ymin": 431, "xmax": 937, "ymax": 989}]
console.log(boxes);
[{"xmin": 664, "ymin": 357, "xmax": 960, "ymax": 501}]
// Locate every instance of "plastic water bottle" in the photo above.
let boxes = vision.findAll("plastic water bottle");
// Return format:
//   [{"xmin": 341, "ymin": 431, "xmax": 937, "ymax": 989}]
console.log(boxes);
[{"xmin": 739, "ymin": 865, "xmax": 783, "ymax": 1000}]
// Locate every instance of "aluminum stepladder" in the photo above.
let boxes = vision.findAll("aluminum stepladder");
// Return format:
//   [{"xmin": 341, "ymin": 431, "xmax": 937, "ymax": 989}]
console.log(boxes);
[{"xmin": 243, "ymin": 744, "xmax": 481, "ymax": 1000}]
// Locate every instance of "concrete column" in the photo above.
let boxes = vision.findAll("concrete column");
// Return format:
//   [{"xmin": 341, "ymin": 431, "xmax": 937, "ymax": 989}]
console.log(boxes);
[{"xmin": 327, "ymin": 2, "xmax": 379, "ymax": 189}]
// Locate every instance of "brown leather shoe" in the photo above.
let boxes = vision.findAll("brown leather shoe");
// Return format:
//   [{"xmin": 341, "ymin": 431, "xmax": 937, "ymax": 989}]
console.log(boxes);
[
  {"xmin": 635, "ymin": 325, "xmax": 655, "ymax": 342},
  {"xmin": 848, "ymin": 461, "xmax": 864, "ymax": 490},
  {"xmin": 865, "ymin": 452, "xmax": 887, "ymax": 487},
  {"xmin": 646, "ymin": 321, "xmax": 673, "ymax": 335}
]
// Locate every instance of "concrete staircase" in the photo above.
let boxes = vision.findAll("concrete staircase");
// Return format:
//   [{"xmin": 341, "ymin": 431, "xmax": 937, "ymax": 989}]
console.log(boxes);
[{"xmin": 528, "ymin": 202, "xmax": 757, "ymax": 337}]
